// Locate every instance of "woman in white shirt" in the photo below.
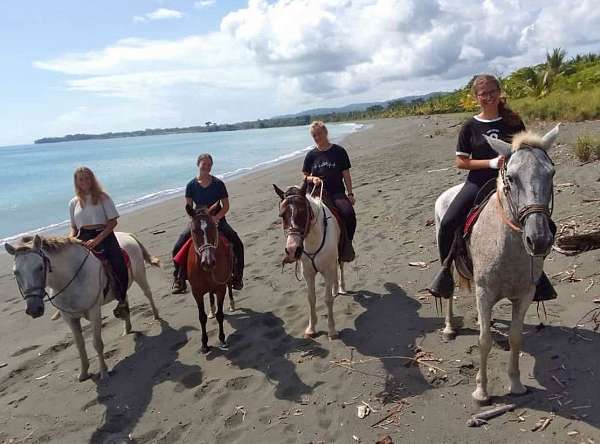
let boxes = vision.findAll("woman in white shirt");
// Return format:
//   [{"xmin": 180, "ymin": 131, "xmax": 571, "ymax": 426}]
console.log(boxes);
[{"xmin": 69, "ymin": 167, "xmax": 129, "ymax": 319}]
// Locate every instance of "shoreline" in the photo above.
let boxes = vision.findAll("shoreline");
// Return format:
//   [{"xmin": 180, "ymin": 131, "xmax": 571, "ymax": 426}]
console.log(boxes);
[{"xmin": 0, "ymin": 123, "xmax": 367, "ymax": 247}]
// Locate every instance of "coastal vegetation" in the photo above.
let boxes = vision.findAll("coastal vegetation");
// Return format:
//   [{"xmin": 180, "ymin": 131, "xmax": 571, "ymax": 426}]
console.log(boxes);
[{"xmin": 35, "ymin": 50, "xmax": 600, "ymax": 144}]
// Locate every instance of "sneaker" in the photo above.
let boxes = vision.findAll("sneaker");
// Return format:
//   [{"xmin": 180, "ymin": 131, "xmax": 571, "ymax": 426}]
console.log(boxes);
[
  {"xmin": 113, "ymin": 301, "xmax": 130, "ymax": 319},
  {"xmin": 171, "ymin": 278, "xmax": 187, "ymax": 294}
]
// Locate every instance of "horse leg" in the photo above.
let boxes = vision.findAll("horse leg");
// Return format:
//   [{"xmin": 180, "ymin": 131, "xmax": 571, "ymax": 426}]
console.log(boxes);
[
  {"xmin": 135, "ymin": 271, "xmax": 160, "ymax": 320},
  {"xmin": 304, "ymin": 271, "xmax": 318, "ymax": 338},
  {"xmin": 472, "ymin": 287, "xmax": 493, "ymax": 404},
  {"xmin": 215, "ymin": 288, "xmax": 227, "ymax": 348},
  {"xmin": 338, "ymin": 262, "xmax": 347, "ymax": 295},
  {"xmin": 208, "ymin": 292, "xmax": 216, "ymax": 319},
  {"xmin": 194, "ymin": 291, "xmax": 210, "ymax": 354},
  {"xmin": 228, "ymin": 284, "xmax": 235, "ymax": 312},
  {"xmin": 325, "ymin": 267, "xmax": 338, "ymax": 340},
  {"xmin": 442, "ymin": 296, "xmax": 457, "ymax": 340},
  {"xmin": 90, "ymin": 307, "xmax": 109, "ymax": 379},
  {"xmin": 63, "ymin": 316, "xmax": 90, "ymax": 382},
  {"xmin": 508, "ymin": 298, "xmax": 530, "ymax": 395}
]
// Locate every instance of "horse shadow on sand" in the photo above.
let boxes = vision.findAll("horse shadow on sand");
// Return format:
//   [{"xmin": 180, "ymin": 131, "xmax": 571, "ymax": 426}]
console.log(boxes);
[
  {"xmin": 339, "ymin": 282, "xmax": 442, "ymax": 403},
  {"xmin": 89, "ymin": 319, "xmax": 202, "ymax": 444},
  {"xmin": 205, "ymin": 307, "xmax": 328, "ymax": 402},
  {"xmin": 460, "ymin": 317, "xmax": 600, "ymax": 429}
]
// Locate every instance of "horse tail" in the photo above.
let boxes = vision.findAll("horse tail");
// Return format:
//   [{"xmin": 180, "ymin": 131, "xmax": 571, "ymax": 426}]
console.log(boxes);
[{"xmin": 129, "ymin": 233, "xmax": 161, "ymax": 268}]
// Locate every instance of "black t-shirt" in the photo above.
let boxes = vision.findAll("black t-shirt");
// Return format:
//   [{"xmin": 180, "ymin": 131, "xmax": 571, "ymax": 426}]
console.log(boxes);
[
  {"xmin": 185, "ymin": 176, "xmax": 228, "ymax": 209},
  {"xmin": 456, "ymin": 116, "xmax": 526, "ymax": 185},
  {"xmin": 302, "ymin": 144, "xmax": 351, "ymax": 195}
]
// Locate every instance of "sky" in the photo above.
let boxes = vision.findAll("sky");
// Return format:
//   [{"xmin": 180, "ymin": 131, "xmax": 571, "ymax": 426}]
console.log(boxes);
[{"xmin": 1, "ymin": 0, "xmax": 600, "ymax": 146}]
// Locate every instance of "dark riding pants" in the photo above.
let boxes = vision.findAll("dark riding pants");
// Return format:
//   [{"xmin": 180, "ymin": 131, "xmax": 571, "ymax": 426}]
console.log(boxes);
[
  {"xmin": 77, "ymin": 228, "xmax": 128, "ymax": 302},
  {"xmin": 331, "ymin": 193, "xmax": 356, "ymax": 240}
]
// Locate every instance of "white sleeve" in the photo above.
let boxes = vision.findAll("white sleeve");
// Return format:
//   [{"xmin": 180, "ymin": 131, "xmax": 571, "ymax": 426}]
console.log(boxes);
[{"xmin": 101, "ymin": 194, "xmax": 120, "ymax": 220}]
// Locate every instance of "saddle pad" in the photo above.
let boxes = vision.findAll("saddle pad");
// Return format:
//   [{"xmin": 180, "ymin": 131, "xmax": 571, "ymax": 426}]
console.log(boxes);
[{"xmin": 92, "ymin": 248, "xmax": 131, "ymax": 268}]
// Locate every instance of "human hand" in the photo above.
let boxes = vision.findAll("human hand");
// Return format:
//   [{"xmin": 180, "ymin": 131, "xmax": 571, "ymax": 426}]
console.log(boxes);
[
  {"xmin": 312, "ymin": 176, "xmax": 322, "ymax": 186},
  {"xmin": 489, "ymin": 156, "xmax": 505, "ymax": 170},
  {"xmin": 84, "ymin": 237, "xmax": 100, "ymax": 250}
]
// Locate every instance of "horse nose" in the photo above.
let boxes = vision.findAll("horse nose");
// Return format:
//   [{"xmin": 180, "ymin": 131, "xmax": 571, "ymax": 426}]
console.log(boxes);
[{"xmin": 26, "ymin": 305, "xmax": 44, "ymax": 318}]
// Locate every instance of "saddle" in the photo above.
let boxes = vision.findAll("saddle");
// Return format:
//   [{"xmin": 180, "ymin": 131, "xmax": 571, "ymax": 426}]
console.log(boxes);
[
  {"xmin": 173, "ymin": 234, "xmax": 231, "ymax": 268},
  {"xmin": 321, "ymin": 196, "xmax": 353, "ymax": 262},
  {"xmin": 91, "ymin": 248, "xmax": 130, "ymax": 297}
]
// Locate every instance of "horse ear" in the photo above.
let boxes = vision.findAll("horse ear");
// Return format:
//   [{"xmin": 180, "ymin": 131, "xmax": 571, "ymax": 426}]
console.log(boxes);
[
  {"xmin": 300, "ymin": 178, "xmax": 308, "ymax": 194},
  {"xmin": 4, "ymin": 242, "xmax": 16, "ymax": 256},
  {"xmin": 484, "ymin": 135, "xmax": 513, "ymax": 158},
  {"xmin": 185, "ymin": 204, "xmax": 194, "ymax": 217},
  {"xmin": 33, "ymin": 235, "xmax": 42, "ymax": 250},
  {"xmin": 273, "ymin": 184, "xmax": 285, "ymax": 200},
  {"xmin": 541, "ymin": 123, "xmax": 560, "ymax": 149}
]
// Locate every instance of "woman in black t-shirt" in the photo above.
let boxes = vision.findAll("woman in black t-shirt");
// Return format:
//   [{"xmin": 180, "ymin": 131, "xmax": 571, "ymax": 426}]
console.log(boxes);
[
  {"xmin": 302, "ymin": 121, "xmax": 356, "ymax": 261},
  {"xmin": 171, "ymin": 153, "xmax": 245, "ymax": 293},
  {"xmin": 428, "ymin": 74, "xmax": 556, "ymax": 301}
]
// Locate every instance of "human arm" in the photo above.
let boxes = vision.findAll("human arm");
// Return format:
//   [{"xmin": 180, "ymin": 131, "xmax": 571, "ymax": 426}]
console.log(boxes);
[
  {"xmin": 455, "ymin": 155, "xmax": 505, "ymax": 171},
  {"xmin": 342, "ymin": 169, "xmax": 355, "ymax": 205},
  {"xmin": 84, "ymin": 218, "xmax": 117, "ymax": 250}
]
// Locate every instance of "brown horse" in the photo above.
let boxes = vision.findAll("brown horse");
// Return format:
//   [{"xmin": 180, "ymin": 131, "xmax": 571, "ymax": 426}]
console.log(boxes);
[{"xmin": 186, "ymin": 205, "xmax": 233, "ymax": 353}]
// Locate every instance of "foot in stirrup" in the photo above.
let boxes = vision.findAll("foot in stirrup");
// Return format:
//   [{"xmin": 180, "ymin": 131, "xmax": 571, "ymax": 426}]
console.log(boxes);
[
  {"xmin": 171, "ymin": 277, "xmax": 187, "ymax": 294},
  {"xmin": 340, "ymin": 242, "xmax": 355, "ymax": 262},
  {"xmin": 113, "ymin": 300, "xmax": 130, "ymax": 319},
  {"xmin": 533, "ymin": 272, "xmax": 557, "ymax": 302},
  {"xmin": 427, "ymin": 267, "xmax": 455, "ymax": 299},
  {"xmin": 231, "ymin": 274, "xmax": 243, "ymax": 291}
]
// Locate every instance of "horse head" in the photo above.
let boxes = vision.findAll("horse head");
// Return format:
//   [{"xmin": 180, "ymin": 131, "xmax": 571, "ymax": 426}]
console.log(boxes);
[
  {"xmin": 186, "ymin": 204, "xmax": 218, "ymax": 271},
  {"xmin": 485, "ymin": 124, "xmax": 559, "ymax": 256},
  {"xmin": 273, "ymin": 181, "xmax": 312, "ymax": 264},
  {"xmin": 5, "ymin": 235, "xmax": 49, "ymax": 318}
]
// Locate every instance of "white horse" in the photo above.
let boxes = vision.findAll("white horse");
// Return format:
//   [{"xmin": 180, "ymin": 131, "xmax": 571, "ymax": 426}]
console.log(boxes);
[
  {"xmin": 434, "ymin": 125, "xmax": 559, "ymax": 403},
  {"xmin": 274, "ymin": 183, "xmax": 346, "ymax": 339},
  {"xmin": 5, "ymin": 232, "xmax": 160, "ymax": 381}
]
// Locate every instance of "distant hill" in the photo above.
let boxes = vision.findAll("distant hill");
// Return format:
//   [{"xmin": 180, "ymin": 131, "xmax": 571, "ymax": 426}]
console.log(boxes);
[{"xmin": 277, "ymin": 92, "xmax": 447, "ymax": 118}]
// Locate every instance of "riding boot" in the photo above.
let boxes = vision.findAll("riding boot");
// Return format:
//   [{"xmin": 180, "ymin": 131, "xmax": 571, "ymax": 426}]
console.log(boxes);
[
  {"xmin": 231, "ymin": 258, "xmax": 244, "ymax": 291},
  {"xmin": 533, "ymin": 271, "xmax": 557, "ymax": 301},
  {"xmin": 113, "ymin": 300, "xmax": 130, "ymax": 319},
  {"xmin": 427, "ymin": 266, "xmax": 455, "ymax": 299},
  {"xmin": 340, "ymin": 240, "xmax": 355, "ymax": 262},
  {"xmin": 171, "ymin": 263, "xmax": 187, "ymax": 294}
]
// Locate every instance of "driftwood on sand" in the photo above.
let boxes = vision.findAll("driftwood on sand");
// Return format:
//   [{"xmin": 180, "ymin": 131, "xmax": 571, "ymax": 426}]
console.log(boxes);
[
  {"xmin": 466, "ymin": 404, "xmax": 517, "ymax": 427},
  {"xmin": 553, "ymin": 230, "xmax": 600, "ymax": 255}
]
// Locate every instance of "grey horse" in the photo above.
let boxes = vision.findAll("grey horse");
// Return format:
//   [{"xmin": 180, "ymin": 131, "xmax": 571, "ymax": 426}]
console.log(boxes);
[{"xmin": 434, "ymin": 124, "xmax": 560, "ymax": 404}]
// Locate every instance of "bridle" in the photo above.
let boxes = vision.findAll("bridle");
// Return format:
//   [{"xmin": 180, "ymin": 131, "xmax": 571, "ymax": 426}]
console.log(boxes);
[
  {"xmin": 13, "ymin": 246, "xmax": 94, "ymax": 312},
  {"xmin": 497, "ymin": 145, "xmax": 554, "ymax": 235},
  {"xmin": 190, "ymin": 214, "xmax": 232, "ymax": 285},
  {"xmin": 280, "ymin": 184, "xmax": 329, "ymax": 273}
]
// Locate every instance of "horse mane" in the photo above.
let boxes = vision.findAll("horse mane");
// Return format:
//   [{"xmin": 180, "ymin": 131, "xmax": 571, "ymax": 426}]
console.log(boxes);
[
  {"xmin": 17, "ymin": 235, "xmax": 83, "ymax": 252},
  {"xmin": 512, "ymin": 132, "xmax": 545, "ymax": 151},
  {"xmin": 283, "ymin": 185, "xmax": 304, "ymax": 198}
]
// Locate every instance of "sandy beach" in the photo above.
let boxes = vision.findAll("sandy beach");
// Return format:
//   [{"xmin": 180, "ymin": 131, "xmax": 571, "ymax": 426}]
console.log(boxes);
[{"xmin": 1, "ymin": 115, "xmax": 599, "ymax": 444}]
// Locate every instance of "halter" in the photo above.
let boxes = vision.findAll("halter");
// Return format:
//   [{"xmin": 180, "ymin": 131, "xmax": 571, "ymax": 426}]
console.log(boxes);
[
  {"xmin": 13, "ymin": 246, "xmax": 93, "ymax": 313},
  {"xmin": 280, "ymin": 183, "xmax": 329, "ymax": 273},
  {"xmin": 190, "ymin": 216, "xmax": 233, "ymax": 286},
  {"xmin": 497, "ymin": 146, "xmax": 554, "ymax": 234}
]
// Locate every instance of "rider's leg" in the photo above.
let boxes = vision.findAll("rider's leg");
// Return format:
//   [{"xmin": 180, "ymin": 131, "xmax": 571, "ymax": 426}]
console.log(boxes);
[
  {"xmin": 429, "ymin": 181, "xmax": 480, "ymax": 299},
  {"xmin": 332, "ymin": 193, "xmax": 356, "ymax": 261},
  {"xmin": 100, "ymin": 232, "xmax": 130, "ymax": 318},
  {"xmin": 218, "ymin": 219, "xmax": 244, "ymax": 290},
  {"xmin": 171, "ymin": 227, "xmax": 191, "ymax": 293}
]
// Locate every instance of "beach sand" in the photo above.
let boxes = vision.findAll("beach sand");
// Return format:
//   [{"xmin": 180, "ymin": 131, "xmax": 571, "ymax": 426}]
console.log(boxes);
[{"xmin": 1, "ymin": 115, "xmax": 599, "ymax": 443}]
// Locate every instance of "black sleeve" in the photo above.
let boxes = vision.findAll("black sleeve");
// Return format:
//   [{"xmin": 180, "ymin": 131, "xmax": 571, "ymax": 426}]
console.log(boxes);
[
  {"xmin": 338, "ymin": 146, "xmax": 351, "ymax": 170},
  {"xmin": 185, "ymin": 180, "xmax": 193, "ymax": 198},
  {"xmin": 219, "ymin": 180, "xmax": 229, "ymax": 199},
  {"xmin": 456, "ymin": 122, "xmax": 473, "ymax": 157},
  {"xmin": 302, "ymin": 152, "xmax": 313, "ymax": 175}
]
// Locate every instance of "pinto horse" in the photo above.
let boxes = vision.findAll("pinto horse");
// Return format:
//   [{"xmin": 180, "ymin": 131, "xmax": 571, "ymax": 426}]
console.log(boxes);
[
  {"xmin": 274, "ymin": 181, "xmax": 346, "ymax": 340},
  {"xmin": 185, "ymin": 205, "xmax": 233, "ymax": 353}
]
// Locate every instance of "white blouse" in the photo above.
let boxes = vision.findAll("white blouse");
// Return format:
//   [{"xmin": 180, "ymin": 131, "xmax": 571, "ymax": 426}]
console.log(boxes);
[{"xmin": 69, "ymin": 194, "xmax": 119, "ymax": 229}]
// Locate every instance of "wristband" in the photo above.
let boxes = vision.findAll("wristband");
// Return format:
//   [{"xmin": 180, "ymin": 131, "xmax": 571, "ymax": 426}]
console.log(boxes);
[{"xmin": 489, "ymin": 157, "xmax": 500, "ymax": 169}]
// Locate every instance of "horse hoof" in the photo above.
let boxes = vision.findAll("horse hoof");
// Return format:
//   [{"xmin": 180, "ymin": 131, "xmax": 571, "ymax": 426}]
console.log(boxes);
[
  {"xmin": 219, "ymin": 341, "xmax": 229, "ymax": 350},
  {"xmin": 442, "ymin": 330, "xmax": 457, "ymax": 341},
  {"xmin": 208, "ymin": 312, "xmax": 215, "ymax": 319},
  {"xmin": 338, "ymin": 289, "xmax": 347, "ymax": 295},
  {"xmin": 471, "ymin": 390, "xmax": 491, "ymax": 406},
  {"xmin": 303, "ymin": 332, "xmax": 317, "ymax": 339},
  {"xmin": 328, "ymin": 333, "xmax": 340, "ymax": 341},
  {"xmin": 78, "ymin": 373, "xmax": 91, "ymax": 382},
  {"xmin": 510, "ymin": 383, "xmax": 528, "ymax": 396},
  {"xmin": 229, "ymin": 304, "xmax": 235, "ymax": 312}
]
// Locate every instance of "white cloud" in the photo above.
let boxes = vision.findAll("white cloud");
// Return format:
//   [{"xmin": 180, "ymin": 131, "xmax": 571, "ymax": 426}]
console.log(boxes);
[
  {"xmin": 195, "ymin": 0, "xmax": 216, "ymax": 8},
  {"xmin": 133, "ymin": 8, "xmax": 183, "ymax": 23},
  {"xmin": 33, "ymin": 0, "xmax": 600, "ymax": 133}
]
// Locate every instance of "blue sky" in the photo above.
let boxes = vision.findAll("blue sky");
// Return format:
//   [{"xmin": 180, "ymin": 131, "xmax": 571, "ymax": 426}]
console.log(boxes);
[{"xmin": 1, "ymin": 0, "xmax": 599, "ymax": 146}]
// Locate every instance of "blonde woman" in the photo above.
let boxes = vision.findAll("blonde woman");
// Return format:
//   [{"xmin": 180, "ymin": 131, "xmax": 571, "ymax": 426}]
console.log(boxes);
[
  {"xmin": 303, "ymin": 121, "xmax": 356, "ymax": 261},
  {"xmin": 69, "ymin": 167, "xmax": 129, "ymax": 318}
]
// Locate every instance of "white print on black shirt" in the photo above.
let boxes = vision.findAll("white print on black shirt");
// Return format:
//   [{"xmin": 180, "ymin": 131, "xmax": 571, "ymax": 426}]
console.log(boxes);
[{"xmin": 485, "ymin": 129, "xmax": 500, "ymax": 139}]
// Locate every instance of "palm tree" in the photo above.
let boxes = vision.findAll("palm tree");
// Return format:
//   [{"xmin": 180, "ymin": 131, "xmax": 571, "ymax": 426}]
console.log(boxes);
[{"xmin": 546, "ymin": 48, "xmax": 567, "ymax": 76}]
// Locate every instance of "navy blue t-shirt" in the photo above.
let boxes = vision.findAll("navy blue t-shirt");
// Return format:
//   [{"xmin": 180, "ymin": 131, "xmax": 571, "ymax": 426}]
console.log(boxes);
[
  {"xmin": 185, "ymin": 176, "xmax": 228, "ymax": 209},
  {"xmin": 302, "ymin": 144, "xmax": 351, "ymax": 195}
]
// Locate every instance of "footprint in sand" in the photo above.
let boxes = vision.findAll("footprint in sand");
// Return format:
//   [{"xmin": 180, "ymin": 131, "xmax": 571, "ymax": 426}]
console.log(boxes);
[
  {"xmin": 193, "ymin": 378, "xmax": 220, "ymax": 400},
  {"xmin": 10, "ymin": 344, "xmax": 41, "ymax": 357},
  {"xmin": 225, "ymin": 375, "xmax": 256, "ymax": 391}
]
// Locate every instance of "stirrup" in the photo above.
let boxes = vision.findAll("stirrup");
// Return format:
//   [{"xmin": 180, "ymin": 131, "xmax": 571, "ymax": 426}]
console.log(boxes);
[
  {"xmin": 427, "ymin": 267, "xmax": 455, "ymax": 299},
  {"xmin": 113, "ymin": 301, "xmax": 130, "ymax": 319},
  {"xmin": 171, "ymin": 278, "xmax": 187, "ymax": 294}
]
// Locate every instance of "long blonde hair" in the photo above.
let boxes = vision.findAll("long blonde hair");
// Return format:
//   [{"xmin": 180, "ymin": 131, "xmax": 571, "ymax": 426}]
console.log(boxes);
[{"xmin": 73, "ymin": 166, "xmax": 106, "ymax": 207}]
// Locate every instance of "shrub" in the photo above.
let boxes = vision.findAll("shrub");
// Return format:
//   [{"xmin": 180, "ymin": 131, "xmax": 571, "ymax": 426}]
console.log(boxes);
[{"xmin": 574, "ymin": 135, "xmax": 593, "ymax": 161}]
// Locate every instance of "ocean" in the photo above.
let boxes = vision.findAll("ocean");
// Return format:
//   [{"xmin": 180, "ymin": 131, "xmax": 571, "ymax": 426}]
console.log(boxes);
[{"xmin": 0, "ymin": 123, "xmax": 363, "ymax": 244}]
